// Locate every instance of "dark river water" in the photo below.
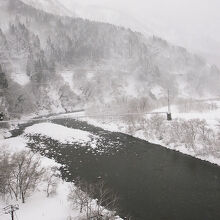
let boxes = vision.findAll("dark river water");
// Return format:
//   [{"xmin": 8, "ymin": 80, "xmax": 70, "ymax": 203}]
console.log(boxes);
[{"xmin": 13, "ymin": 118, "xmax": 220, "ymax": 220}]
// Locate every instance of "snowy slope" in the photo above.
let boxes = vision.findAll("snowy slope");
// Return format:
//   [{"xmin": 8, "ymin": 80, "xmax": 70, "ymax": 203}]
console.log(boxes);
[
  {"xmin": 19, "ymin": 0, "xmax": 220, "ymax": 68},
  {"xmin": 72, "ymin": 4, "xmax": 153, "ymax": 37},
  {"xmin": 20, "ymin": 0, "xmax": 152, "ymax": 37},
  {"xmin": 20, "ymin": 0, "xmax": 75, "ymax": 17},
  {"xmin": 1, "ymin": 0, "xmax": 219, "ymax": 118}
]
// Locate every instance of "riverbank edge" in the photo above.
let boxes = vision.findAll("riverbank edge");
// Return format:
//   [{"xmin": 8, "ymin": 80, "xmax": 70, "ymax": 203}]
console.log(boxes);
[{"xmin": 81, "ymin": 118, "xmax": 220, "ymax": 167}]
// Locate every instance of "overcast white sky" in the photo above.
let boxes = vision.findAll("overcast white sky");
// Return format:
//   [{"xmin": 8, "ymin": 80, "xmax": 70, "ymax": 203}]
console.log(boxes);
[
  {"xmin": 68, "ymin": 0, "xmax": 220, "ymax": 24},
  {"xmin": 62, "ymin": 0, "xmax": 220, "ymax": 66}
]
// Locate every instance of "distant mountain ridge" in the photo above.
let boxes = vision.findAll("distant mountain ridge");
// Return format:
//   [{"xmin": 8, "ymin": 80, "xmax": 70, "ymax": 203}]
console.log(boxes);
[
  {"xmin": 20, "ymin": 0, "xmax": 75, "ymax": 17},
  {"xmin": 20, "ymin": 0, "xmax": 220, "ymax": 69}
]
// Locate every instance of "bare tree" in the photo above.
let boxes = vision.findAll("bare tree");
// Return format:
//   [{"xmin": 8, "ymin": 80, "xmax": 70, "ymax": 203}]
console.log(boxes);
[
  {"xmin": 68, "ymin": 181, "xmax": 93, "ymax": 216},
  {"xmin": 0, "ymin": 149, "xmax": 12, "ymax": 199},
  {"xmin": 149, "ymin": 115, "xmax": 166, "ymax": 140},
  {"xmin": 92, "ymin": 181, "xmax": 119, "ymax": 219},
  {"xmin": 6, "ymin": 150, "xmax": 45, "ymax": 203},
  {"xmin": 44, "ymin": 166, "xmax": 60, "ymax": 197},
  {"xmin": 68, "ymin": 180, "xmax": 119, "ymax": 220}
]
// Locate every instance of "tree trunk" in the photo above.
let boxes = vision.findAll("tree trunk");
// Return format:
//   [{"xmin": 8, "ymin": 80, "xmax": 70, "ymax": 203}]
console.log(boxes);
[{"xmin": 21, "ymin": 192, "xmax": 25, "ymax": 203}]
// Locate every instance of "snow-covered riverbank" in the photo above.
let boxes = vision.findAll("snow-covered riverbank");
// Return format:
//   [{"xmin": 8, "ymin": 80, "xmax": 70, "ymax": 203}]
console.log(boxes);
[
  {"xmin": 81, "ymin": 102, "xmax": 220, "ymax": 166},
  {"xmin": 0, "ymin": 124, "xmax": 122, "ymax": 220},
  {"xmin": 0, "ymin": 100, "xmax": 219, "ymax": 219},
  {"xmin": 0, "ymin": 135, "xmax": 80, "ymax": 220}
]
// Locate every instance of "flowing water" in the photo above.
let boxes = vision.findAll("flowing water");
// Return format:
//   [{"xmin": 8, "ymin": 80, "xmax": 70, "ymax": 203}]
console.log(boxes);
[{"xmin": 14, "ymin": 118, "xmax": 220, "ymax": 220}]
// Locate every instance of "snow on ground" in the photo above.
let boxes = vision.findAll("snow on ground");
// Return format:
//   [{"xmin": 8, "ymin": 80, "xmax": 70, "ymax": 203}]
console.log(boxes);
[
  {"xmin": 153, "ymin": 103, "xmax": 220, "ymax": 129},
  {"xmin": 150, "ymin": 85, "xmax": 164, "ymax": 99},
  {"xmin": 10, "ymin": 72, "xmax": 30, "ymax": 86},
  {"xmin": 57, "ymin": 111, "xmax": 85, "ymax": 118},
  {"xmin": 0, "ymin": 133, "xmax": 61, "ymax": 171},
  {"xmin": 0, "ymin": 135, "xmax": 80, "ymax": 220},
  {"xmin": 1, "ymin": 101, "xmax": 219, "ymax": 219},
  {"xmin": 16, "ymin": 181, "xmax": 81, "ymax": 220},
  {"xmin": 60, "ymin": 70, "xmax": 74, "ymax": 90},
  {"xmin": 79, "ymin": 101, "xmax": 220, "ymax": 166},
  {"xmin": 0, "ymin": 181, "xmax": 78, "ymax": 220},
  {"xmin": 24, "ymin": 122, "xmax": 99, "ymax": 148},
  {"xmin": 0, "ymin": 124, "xmax": 122, "ymax": 220},
  {"xmin": 0, "ymin": 136, "xmax": 28, "ymax": 153}
]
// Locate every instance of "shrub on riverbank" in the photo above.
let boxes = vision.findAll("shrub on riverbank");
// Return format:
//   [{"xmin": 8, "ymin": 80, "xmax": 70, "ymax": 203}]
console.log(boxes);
[{"xmin": 118, "ymin": 115, "xmax": 220, "ymax": 159}]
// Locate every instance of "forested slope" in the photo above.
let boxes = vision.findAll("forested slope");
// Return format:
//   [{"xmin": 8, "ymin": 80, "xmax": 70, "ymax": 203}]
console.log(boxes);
[{"xmin": 0, "ymin": 0, "xmax": 219, "ymax": 118}]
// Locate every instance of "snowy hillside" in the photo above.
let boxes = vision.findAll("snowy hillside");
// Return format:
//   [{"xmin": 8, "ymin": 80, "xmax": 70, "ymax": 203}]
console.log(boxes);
[
  {"xmin": 20, "ymin": 0, "xmax": 220, "ymax": 69},
  {"xmin": 0, "ymin": 0, "xmax": 219, "ymax": 120},
  {"xmin": 19, "ymin": 0, "xmax": 152, "ymax": 36},
  {"xmin": 69, "ymin": 4, "xmax": 153, "ymax": 37},
  {"xmin": 20, "ymin": 0, "xmax": 75, "ymax": 17}
]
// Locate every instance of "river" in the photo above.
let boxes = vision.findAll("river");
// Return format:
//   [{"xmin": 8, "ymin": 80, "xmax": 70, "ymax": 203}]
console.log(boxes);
[{"xmin": 13, "ymin": 118, "xmax": 220, "ymax": 220}]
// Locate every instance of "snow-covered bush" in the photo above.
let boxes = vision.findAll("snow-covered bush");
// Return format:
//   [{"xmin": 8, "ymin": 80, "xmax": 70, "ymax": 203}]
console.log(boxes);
[
  {"xmin": 121, "ymin": 116, "xmax": 219, "ymax": 158},
  {"xmin": 156, "ymin": 118, "xmax": 217, "ymax": 156},
  {"xmin": 148, "ymin": 115, "xmax": 166, "ymax": 140}
]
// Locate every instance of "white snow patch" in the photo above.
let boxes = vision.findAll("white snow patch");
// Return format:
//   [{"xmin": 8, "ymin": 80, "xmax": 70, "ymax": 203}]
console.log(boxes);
[
  {"xmin": 0, "ymin": 136, "xmax": 60, "ymax": 168},
  {"xmin": 8, "ymin": 182, "xmax": 79, "ymax": 220},
  {"xmin": 0, "ymin": 136, "xmax": 28, "ymax": 152},
  {"xmin": 150, "ymin": 86, "xmax": 164, "ymax": 99},
  {"xmin": 24, "ymin": 122, "xmax": 98, "ymax": 146},
  {"xmin": 60, "ymin": 70, "xmax": 74, "ymax": 90},
  {"xmin": 153, "ymin": 102, "xmax": 220, "ymax": 129},
  {"xmin": 87, "ymin": 71, "xmax": 95, "ymax": 79},
  {"xmin": 11, "ymin": 73, "xmax": 30, "ymax": 86}
]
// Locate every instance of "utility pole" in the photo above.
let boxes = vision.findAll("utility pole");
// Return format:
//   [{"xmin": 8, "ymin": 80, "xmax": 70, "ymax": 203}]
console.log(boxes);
[
  {"xmin": 3, "ymin": 205, "xmax": 19, "ymax": 220},
  {"xmin": 167, "ymin": 89, "xmax": 172, "ymax": 121},
  {"xmin": 168, "ymin": 89, "xmax": 170, "ymax": 113}
]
